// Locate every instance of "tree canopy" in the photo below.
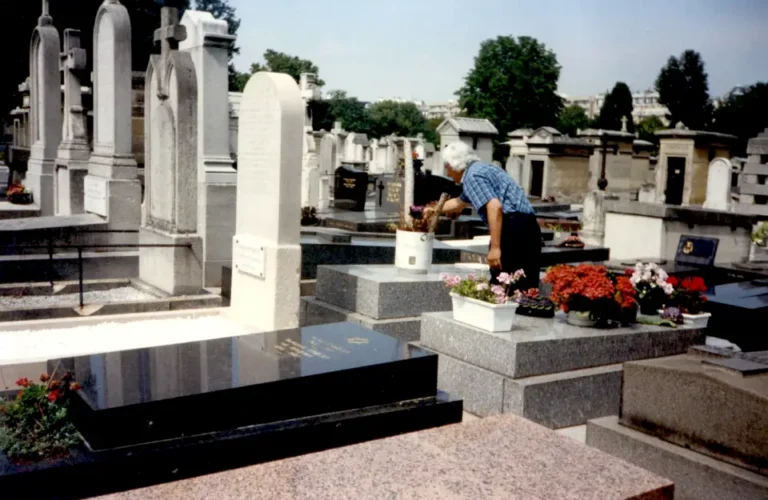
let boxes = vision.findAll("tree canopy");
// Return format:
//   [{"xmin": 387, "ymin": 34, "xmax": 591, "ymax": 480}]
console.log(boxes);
[
  {"xmin": 456, "ymin": 35, "xmax": 563, "ymax": 140},
  {"xmin": 311, "ymin": 90, "xmax": 369, "ymax": 134},
  {"xmin": 655, "ymin": 50, "xmax": 713, "ymax": 130},
  {"xmin": 598, "ymin": 82, "xmax": 635, "ymax": 133},
  {"xmin": 635, "ymin": 116, "xmax": 665, "ymax": 145},
  {"xmin": 712, "ymin": 82, "xmax": 768, "ymax": 156},
  {"xmin": 0, "ymin": 0, "xmax": 240, "ymax": 118},
  {"xmin": 366, "ymin": 101, "xmax": 431, "ymax": 141},
  {"xmin": 232, "ymin": 50, "xmax": 325, "ymax": 91},
  {"xmin": 557, "ymin": 105, "xmax": 591, "ymax": 137}
]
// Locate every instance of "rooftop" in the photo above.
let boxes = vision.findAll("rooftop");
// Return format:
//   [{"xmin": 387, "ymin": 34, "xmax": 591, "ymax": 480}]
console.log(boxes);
[{"xmin": 438, "ymin": 117, "xmax": 499, "ymax": 136}]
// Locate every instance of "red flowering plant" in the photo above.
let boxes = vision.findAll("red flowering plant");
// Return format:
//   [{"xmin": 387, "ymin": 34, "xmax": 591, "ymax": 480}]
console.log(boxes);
[
  {"xmin": 543, "ymin": 264, "xmax": 637, "ymax": 325},
  {"xmin": 6, "ymin": 184, "xmax": 33, "ymax": 205},
  {"xmin": 0, "ymin": 368, "xmax": 82, "ymax": 463},
  {"xmin": 668, "ymin": 276, "xmax": 709, "ymax": 315}
]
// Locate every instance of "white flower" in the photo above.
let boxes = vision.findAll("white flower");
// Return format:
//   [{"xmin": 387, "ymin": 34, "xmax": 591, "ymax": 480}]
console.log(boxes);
[
  {"xmin": 663, "ymin": 283, "xmax": 674, "ymax": 295},
  {"xmin": 642, "ymin": 272, "xmax": 651, "ymax": 282}
]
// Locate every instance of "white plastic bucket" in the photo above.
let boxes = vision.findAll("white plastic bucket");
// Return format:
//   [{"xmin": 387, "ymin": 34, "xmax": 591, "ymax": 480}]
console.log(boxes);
[{"xmin": 395, "ymin": 230, "xmax": 434, "ymax": 273}]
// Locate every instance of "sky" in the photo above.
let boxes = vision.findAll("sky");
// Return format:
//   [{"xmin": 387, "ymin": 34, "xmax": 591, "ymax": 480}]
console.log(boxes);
[{"xmin": 228, "ymin": 0, "xmax": 768, "ymax": 103}]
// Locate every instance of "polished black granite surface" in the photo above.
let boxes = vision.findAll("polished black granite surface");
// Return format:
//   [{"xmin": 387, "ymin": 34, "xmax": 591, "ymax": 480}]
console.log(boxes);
[
  {"xmin": 705, "ymin": 280, "xmax": 768, "ymax": 351},
  {"xmin": 57, "ymin": 322, "xmax": 440, "ymax": 450}
]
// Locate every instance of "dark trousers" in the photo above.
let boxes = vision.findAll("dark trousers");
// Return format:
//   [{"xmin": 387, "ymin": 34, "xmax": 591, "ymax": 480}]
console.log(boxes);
[{"xmin": 490, "ymin": 213, "xmax": 542, "ymax": 292}]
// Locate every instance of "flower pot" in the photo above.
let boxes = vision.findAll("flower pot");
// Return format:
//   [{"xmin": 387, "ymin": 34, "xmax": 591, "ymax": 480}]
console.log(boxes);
[
  {"xmin": 450, "ymin": 293, "xmax": 519, "ymax": 332},
  {"xmin": 566, "ymin": 310, "xmax": 597, "ymax": 328},
  {"xmin": 395, "ymin": 229, "xmax": 434, "ymax": 274},
  {"xmin": 682, "ymin": 312, "xmax": 712, "ymax": 328},
  {"xmin": 639, "ymin": 299, "xmax": 664, "ymax": 316}
]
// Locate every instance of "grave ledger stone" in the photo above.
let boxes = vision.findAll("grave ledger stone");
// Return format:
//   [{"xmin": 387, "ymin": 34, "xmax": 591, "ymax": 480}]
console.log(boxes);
[
  {"xmin": 139, "ymin": 5, "xmax": 203, "ymax": 296},
  {"xmin": 230, "ymin": 72, "xmax": 303, "ymax": 331},
  {"xmin": 3, "ymin": 323, "xmax": 461, "ymax": 498},
  {"xmin": 84, "ymin": 0, "xmax": 142, "ymax": 234},
  {"xmin": 180, "ymin": 10, "xmax": 238, "ymax": 287},
  {"xmin": 54, "ymin": 28, "xmax": 90, "ymax": 216},
  {"xmin": 26, "ymin": 0, "xmax": 62, "ymax": 216}
]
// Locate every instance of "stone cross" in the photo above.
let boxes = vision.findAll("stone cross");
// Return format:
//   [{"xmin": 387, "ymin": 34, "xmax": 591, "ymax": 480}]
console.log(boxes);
[
  {"xmin": 621, "ymin": 116, "xmax": 628, "ymax": 133},
  {"xmin": 60, "ymin": 29, "xmax": 88, "ymax": 146},
  {"xmin": 153, "ymin": 6, "xmax": 187, "ymax": 99}
]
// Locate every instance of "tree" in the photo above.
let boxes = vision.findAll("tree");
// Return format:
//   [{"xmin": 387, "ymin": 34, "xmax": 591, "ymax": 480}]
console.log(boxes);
[
  {"xmin": 598, "ymin": 82, "xmax": 635, "ymax": 133},
  {"xmin": 366, "ymin": 101, "xmax": 431, "ymax": 140},
  {"xmin": 713, "ymin": 82, "xmax": 768, "ymax": 156},
  {"xmin": 311, "ymin": 90, "xmax": 370, "ymax": 134},
  {"xmin": 232, "ymin": 49, "xmax": 325, "ymax": 92},
  {"xmin": 635, "ymin": 116, "xmax": 665, "ymax": 145},
  {"xmin": 557, "ymin": 105, "xmax": 591, "ymax": 136},
  {"xmin": 655, "ymin": 50, "xmax": 713, "ymax": 130},
  {"xmin": 456, "ymin": 35, "xmax": 563, "ymax": 141}
]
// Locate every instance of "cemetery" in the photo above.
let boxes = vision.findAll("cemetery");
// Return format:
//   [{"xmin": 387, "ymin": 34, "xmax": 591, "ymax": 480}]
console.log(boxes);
[{"xmin": 0, "ymin": 0, "xmax": 766, "ymax": 498}]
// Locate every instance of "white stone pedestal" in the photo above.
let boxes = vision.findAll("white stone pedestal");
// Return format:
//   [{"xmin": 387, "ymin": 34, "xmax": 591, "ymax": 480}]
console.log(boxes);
[
  {"xmin": 230, "ymin": 235, "xmax": 302, "ymax": 331},
  {"xmin": 55, "ymin": 154, "xmax": 89, "ymax": 215},
  {"xmin": 26, "ymin": 158, "xmax": 55, "ymax": 213},
  {"xmin": 139, "ymin": 226, "xmax": 203, "ymax": 296},
  {"xmin": 199, "ymin": 179, "xmax": 237, "ymax": 286}
]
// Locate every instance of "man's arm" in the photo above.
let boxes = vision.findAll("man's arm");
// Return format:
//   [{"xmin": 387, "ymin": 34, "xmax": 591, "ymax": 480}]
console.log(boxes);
[
  {"xmin": 441, "ymin": 197, "xmax": 468, "ymax": 214},
  {"xmin": 486, "ymin": 198, "xmax": 504, "ymax": 269}
]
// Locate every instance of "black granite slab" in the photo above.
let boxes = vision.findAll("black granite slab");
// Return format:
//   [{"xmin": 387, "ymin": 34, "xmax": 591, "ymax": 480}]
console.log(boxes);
[
  {"xmin": 0, "ymin": 392, "xmax": 461, "ymax": 499},
  {"xmin": 460, "ymin": 246, "xmax": 610, "ymax": 267},
  {"xmin": 705, "ymin": 281, "xmax": 768, "ymax": 351},
  {"xmin": 55, "ymin": 323, "xmax": 439, "ymax": 451}
]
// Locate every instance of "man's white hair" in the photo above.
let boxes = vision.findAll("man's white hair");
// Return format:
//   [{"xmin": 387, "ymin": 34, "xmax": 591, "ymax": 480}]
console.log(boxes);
[{"xmin": 442, "ymin": 141, "xmax": 481, "ymax": 172}]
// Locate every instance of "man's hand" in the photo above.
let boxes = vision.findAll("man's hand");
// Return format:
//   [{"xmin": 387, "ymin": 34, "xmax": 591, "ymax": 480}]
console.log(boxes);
[
  {"xmin": 488, "ymin": 247, "xmax": 502, "ymax": 270},
  {"xmin": 422, "ymin": 206, "xmax": 437, "ymax": 220}
]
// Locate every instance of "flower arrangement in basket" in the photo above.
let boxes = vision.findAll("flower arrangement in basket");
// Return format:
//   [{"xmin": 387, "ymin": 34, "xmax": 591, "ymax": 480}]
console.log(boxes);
[
  {"xmin": 6, "ymin": 184, "xmax": 33, "ymax": 205},
  {"xmin": 442, "ymin": 271, "xmax": 526, "ymax": 332},
  {"xmin": 0, "ymin": 369, "xmax": 82, "ymax": 463},
  {"xmin": 544, "ymin": 264, "xmax": 637, "ymax": 327},
  {"xmin": 629, "ymin": 262, "xmax": 674, "ymax": 315}
]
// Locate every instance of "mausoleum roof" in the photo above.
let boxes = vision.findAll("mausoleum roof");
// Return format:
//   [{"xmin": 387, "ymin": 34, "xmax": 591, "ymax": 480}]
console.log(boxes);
[
  {"xmin": 578, "ymin": 128, "xmax": 635, "ymax": 140},
  {"xmin": 437, "ymin": 117, "xmax": 499, "ymax": 136}
]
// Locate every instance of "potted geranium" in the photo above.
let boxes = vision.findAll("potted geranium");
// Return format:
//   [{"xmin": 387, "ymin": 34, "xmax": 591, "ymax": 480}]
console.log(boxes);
[
  {"xmin": 544, "ymin": 264, "xmax": 637, "ymax": 328},
  {"xmin": 514, "ymin": 288, "xmax": 556, "ymax": 318},
  {"xmin": 443, "ymin": 270, "xmax": 525, "ymax": 332},
  {"xmin": 667, "ymin": 276, "xmax": 711, "ymax": 327},
  {"xmin": 6, "ymin": 184, "xmax": 33, "ymax": 205},
  {"xmin": 394, "ymin": 195, "xmax": 448, "ymax": 274},
  {"xmin": 0, "ymin": 370, "xmax": 81, "ymax": 463},
  {"xmin": 629, "ymin": 262, "xmax": 674, "ymax": 315}
]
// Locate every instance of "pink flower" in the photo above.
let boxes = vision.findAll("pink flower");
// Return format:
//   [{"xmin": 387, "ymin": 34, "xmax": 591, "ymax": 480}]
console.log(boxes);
[
  {"xmin": 497, "ymin": 272, "xmax": 512, "ymax": 285},
  {"xmin": 467, "ymin": 273, "xmax": 478, "ymax": 281},
  {"xmin": 513, "ymin": 269, "xmax": 526, "ymax": 280},
  {"xmin": 476, "ymin": 283, "xmax": 489, "ymax": 292},
  {"xmin": 442, "ymin": 274, "xmax": 461, "ymax": 287}
]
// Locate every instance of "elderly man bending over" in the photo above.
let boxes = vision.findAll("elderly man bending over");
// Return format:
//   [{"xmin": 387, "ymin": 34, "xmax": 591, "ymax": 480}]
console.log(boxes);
[{"xmin": 427, "ymin": 142, "xmax": 541, "ymax": 291}]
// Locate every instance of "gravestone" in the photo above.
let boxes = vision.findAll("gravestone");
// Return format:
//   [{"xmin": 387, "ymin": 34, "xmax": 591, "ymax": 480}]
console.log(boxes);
[
  {"xmin": 386, "ymin": 135, "xmax": 399, "ymax": 174},
  {"xmin": 139, "ymin": 5, "xmax": 203, "ymax": 296},
  {"xmin": 318, "ymin": 134, "xmax": 336, "ymax": 210},
  {"xmin": 230, "ymin": 72, "xmax": 303, "ymax": 331},
  {"xmin": 85, "ymin": 0, "xmax": 142, "ymax": 235},
  {"xmin": 334, "ymin": 165, "xmax": 368, "ymax": 212},
  {"xmin": 374, "ymin": 175, "xmax": 404, "ymax": 213},
  {"xmin": 26, "ymin": 0, "xmax": 61, "ymax": 216},
  {"xmin": 703, "ymin": 158, "xmax": 732, "ymax": 211},
  {"xmin": 54, "ymin": 28, "xmax": 90, "ymax": 216},
  {"xmin": 180, "ymin": 10, "xmax": 237, "ymax": 287},
  {"xmin": 301, "ymin": 132, "xmax": 320, "ymax": 209},
  {"xmin": 403, "ymin": 139, "xmax": 415, "ymax": 222}
]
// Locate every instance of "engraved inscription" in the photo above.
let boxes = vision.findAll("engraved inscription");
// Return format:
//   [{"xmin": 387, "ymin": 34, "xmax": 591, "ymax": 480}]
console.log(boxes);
[
  {"xmin": 270, "ymin": 336, "xmax": 354, "ymax": 360},
  {"xmin": 84, "ymin": 176, "xmax": 108, "ymax": 216},
  {"xmin": 386, "ymin": 181, "xmax": 402, "ymax": 204}
]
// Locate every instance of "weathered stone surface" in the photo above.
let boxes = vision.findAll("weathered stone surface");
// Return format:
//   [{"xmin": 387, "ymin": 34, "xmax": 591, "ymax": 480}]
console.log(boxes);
[
  {"xmin": 620, "ymin": 352, "xmax": 768, "ymax": 475},
  {"xmin": 420, "ymin": 312, "xmax": 703, "ymax": 378},
  {"xmin": 588, "ymin": 416, "xmax": 768, "ymax": 500}
]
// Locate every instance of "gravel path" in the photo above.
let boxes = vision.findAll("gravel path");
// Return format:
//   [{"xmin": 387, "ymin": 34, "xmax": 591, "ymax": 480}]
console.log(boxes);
[
  {"xmin": 0, "ymin": 315, "xmax": 249, "ymax": 365},
  {"xmin": 0, "ymin": 287, "xmax": 157, "ymax": 310}
]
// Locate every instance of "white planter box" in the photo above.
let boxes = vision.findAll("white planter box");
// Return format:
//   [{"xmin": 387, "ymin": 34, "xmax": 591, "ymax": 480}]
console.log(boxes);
[
  {"xmin": 450, "ymin": 293, "xmax": 519, "ymax": 332},
  {"xmin": 395, "ymin": 230, "xmax": 434, "ymax": 274},
  {"xmin": 682, "ymin": 312, "xmax": 711, "ymax": 328}
]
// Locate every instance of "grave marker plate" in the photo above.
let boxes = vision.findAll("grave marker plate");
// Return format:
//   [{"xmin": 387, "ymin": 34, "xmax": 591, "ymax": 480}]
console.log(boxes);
[
  {"xmin": 233, "ymin": 237, "xmax": 266, "ymax": 279},
  {"xmin": 675, "ymin": 235, "xmax": 719, "ymax": 266},
  {"xmin": 84, "ymin": 175, "xmax": 107, "ymax": 216}
]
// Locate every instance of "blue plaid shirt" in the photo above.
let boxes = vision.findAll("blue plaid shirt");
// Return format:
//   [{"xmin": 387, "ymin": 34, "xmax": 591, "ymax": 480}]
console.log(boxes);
[{"xmin": 459, "ymin": 161, "xmax": 534, "ymax": 223}]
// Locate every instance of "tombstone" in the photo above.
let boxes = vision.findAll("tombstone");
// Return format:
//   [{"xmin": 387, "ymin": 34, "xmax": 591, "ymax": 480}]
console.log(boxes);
[
  {"xmin": 301, "ymin": 161, "xmax": 320, "ymax": 210},
  {"xmin": 506, "ymin": 155, "xmax": 523, "ymax": 185},
  {"xmin": 703, "ymin": 158, "xmax": 733, "ymax": 211},
  {"xmin": 180, "ymin": 10, "xmax": 237, "ymax": 287},
  {"xmin": 318, "ymin": 134, "xmax": 336, "ymax": 209},
  {"xmin": 403, "ymin": 139, "xmax": 415, "ymax": 222},
  {"xmin": 26, "ymin": 0, "xmax": 62, "ymax": 215},
  {"xmin": 85, "ymin": 0, "xmax": 142, "ymax": 234},
  {"xmin": 230, "ymin": 72, "xmax": 303, "ymax": 331},
  {"xmin": 581, "ymin": 190, "xmax": 607, "ymax": 247},
  {"xmin": 415, "ymin": 142, "xmax": 426, "ymax": 160},
  {"xmin": 385, "ymin": 135, "xmax": 399, "ymax": 174},
  {"xmin": 334, "ymin": 165, "xmax": 369, "ymax": 212},
  {"xmin": 139, "ymin": 5, "xmax": 203, "ymax": 296},
  {"xmin": 54, "ymin": 28, "xmax": 90, "ymax": 216},
  {"xmin": 369, "ymin": 138, "xmax": 385, "ymax": 174},
  {"xmin": 374, "ymin": 176, "xmax": 404, "ymax": 213}
]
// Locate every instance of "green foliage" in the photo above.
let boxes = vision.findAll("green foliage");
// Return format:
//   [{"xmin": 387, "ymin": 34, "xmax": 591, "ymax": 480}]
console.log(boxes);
[
  {"xmin": 598, "ymin": 82, "xmax": 635, "ymax": 133},
  {"xmin": 239, "ymin": 49, "xmax": 325, "ymax": 90},
  {"xmin": 456, "ymin": 35, "xmax": 563, "ymax": 140},
  {"xmin": 315, "ymin": 90, "xmax": 370, "ymax": 134},
  {"xmin": 655, "ymin": 50, "xmax": 713, "ymax": 130},
  {"xmin": 0, "ymin": 373, "xmax": 81, "ymax": 462},
  {"xmin": 752, "ymin": 221, "xmax": 768, "ymax": 247},
  {"xmin": 447, "ymin": 276, "xmax": 501, "ymax": 304},
  {"xmin": 367, "ymin": 101, "xmax": 431, "ymax": 140},
  {"xmin": 636, "ymin": 116, "xmax": 665, "ymax": 144},
  {"xmin": 557, "ymin": 105, "xmax": 591, "ymax": 136},
  {"xmin": 712, "ymin": 83, "xmax": 768, "ymax": 156}
]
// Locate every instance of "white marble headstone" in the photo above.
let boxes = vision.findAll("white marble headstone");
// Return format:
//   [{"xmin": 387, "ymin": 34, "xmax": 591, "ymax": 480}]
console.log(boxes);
[
  {"xmin": 703, "ymin": 158, "xmax": 733, "ymax": 211},
  {"xmin": 230, "ymin": 72, "xmax": 303, "ymax": 331}
]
